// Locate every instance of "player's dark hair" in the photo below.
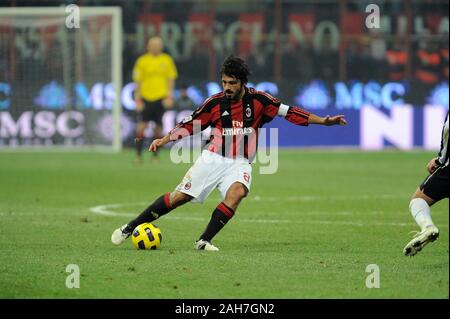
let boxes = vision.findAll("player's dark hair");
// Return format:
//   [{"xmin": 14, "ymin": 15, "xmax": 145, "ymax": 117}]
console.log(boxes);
[{"xmin": 220, "ymin": 55, "xmax": 251, "ymax": 84}]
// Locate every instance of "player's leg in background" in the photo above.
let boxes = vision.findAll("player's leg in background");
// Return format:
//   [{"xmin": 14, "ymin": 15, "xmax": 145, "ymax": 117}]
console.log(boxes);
[
  {"xmin": 152, "ymin": 123, "xmax": 163, "ymax": 160},
  {"xmin": 135, "ymin": 120, "xmax": 147, "ymax": 164},
  {"xmin": 151, "ymin": 100, "xmax": 165, "ymax": 160},
  {"xmin": 198, "ymin": 182, "xmax": 248, "ymax": 243},
  {"xmin": 112, "ymin": 191, "xmax": 192, "ymax": 245}
]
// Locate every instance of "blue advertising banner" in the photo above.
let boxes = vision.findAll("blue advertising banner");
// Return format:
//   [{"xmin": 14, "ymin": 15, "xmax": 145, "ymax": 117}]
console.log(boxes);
[
  {"xmin": 264, "ymin": 106, "xmax": 447, "ymax": 150},
  {"xmin": 0, "ymin": 79, "xmax": 448, "ymax": 149}
]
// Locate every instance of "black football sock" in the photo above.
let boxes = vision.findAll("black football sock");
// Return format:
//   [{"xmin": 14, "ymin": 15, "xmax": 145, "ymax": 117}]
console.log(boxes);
[
  {"xmin": 125, "ymin": 193, "xmax": 173, "ymax": 232},
  {"xmin": 199, "ymin": 202, "xmax": 235, "ymax": 241}
]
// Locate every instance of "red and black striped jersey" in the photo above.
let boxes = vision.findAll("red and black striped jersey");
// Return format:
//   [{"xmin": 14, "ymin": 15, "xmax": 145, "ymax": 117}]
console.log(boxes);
[{"xmin": 169, "ymin": 86, "xmax": 310, "ymax": 161}]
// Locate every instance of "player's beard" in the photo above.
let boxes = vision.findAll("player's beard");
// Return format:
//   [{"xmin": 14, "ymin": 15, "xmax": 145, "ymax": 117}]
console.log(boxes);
[{"xmin": 226, "ymin": 85, "xmax": 243, "ymax": 103}]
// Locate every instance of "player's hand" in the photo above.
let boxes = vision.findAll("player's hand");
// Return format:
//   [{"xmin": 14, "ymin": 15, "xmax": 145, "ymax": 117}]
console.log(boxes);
[
  {"xmin": 426, "ymin": 157, "xmax": 439, "ymax": 174},
  {"xmin": 149, "ymin": 135, "xmax": 170, "ymax": 152},
  {"xmin": 323, "ymin": 115, "xmax": 347, "ymax": 126},
  {"xmin": 149, "ymin": 139, "xmax": 164, "ymax": 152}
]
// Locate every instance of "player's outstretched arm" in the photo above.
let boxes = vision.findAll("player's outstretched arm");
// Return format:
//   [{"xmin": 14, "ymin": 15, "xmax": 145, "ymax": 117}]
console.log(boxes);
[
  {"xmin": 149, "ymin": 135, "xmax": 171, "ymax": 152},
  {"xmin": 308, "ymin": 113, "xmax": 347, "ymax": 126}
]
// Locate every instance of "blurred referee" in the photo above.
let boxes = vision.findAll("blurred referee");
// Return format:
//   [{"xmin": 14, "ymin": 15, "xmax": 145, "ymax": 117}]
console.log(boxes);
[{"xmin": 132, "ymin": 36, "xmax": 178, "ymax": 163}]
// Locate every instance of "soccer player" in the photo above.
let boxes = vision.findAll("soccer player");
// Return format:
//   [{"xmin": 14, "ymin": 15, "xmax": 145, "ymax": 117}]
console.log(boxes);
[
  {"xmin": 133, "ymin": 36, "xmax": 178, "ymax": 163},
  {"xmin": 403, "ymin": 112, "xmax": 449, "ymax": 256},
  {"xmin": 112, "ymin": 55, "xmax": 347, "ymax": 251}
]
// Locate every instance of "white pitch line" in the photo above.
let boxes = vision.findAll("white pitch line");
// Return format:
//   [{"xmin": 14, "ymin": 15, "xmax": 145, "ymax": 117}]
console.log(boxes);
[
  {"xmin": 88, "ymin": 201, "xmax": 448, "ymax": 228},
  {"xmin": 249, "ymin": 194, "xmax": 406, "ymax": 202}
]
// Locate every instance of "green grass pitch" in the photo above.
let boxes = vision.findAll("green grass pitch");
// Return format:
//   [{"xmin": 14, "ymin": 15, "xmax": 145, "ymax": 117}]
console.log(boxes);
[{"xmin": 0, "ymin": 149, "xmax": 448, "ymax": 298}]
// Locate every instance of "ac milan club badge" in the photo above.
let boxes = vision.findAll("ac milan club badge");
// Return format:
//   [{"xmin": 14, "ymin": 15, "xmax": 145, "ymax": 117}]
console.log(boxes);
[
  {"xmin": 184, "ymin": 182, "xmax": 192, "ymax": 190},
  {"xmin": 245, "ymin": 107, "xmax": 251, "ymax": 117}
]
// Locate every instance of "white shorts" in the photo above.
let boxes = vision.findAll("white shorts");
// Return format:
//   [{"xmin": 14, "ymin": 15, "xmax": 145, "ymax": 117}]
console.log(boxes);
[{"xmin": 176, "ymin": 150, "xmax": 252, "ymax": 203}]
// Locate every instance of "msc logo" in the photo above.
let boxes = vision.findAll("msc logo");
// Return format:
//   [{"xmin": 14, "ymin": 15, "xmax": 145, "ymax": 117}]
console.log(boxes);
[
  {"xmin": 34, "ymin": 81, "xmax": 69, "ymax": 109},
  {"xmin": 0, "ymin": 111, "xmax": 84, "ymax": 139}
]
